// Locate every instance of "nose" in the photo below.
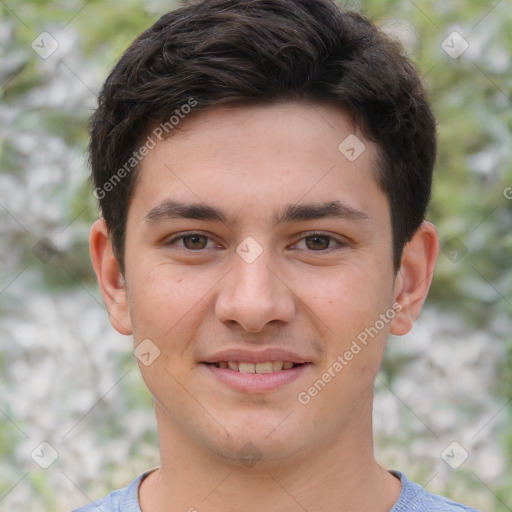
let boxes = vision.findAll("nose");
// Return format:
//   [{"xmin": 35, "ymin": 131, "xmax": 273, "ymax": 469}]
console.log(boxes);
[{"xmin": 215, "ymin": 249, "xmax": 296, "ymax": 333}]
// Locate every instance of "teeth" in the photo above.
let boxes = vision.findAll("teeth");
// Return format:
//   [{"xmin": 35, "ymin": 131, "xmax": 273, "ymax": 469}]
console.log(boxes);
[
  {"xmin": 255, "ymin": 362, "xmax": 273, "ymax": 374},
  {"xmin": 215, "ymin": 361, "xmax": 297, "ymax": 373},
  {"xmin": 238, "ymin": 362, "xmax": 255, "ymax": 374}
]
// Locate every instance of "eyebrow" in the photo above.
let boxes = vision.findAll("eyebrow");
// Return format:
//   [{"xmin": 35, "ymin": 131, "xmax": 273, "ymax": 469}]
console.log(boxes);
[{"xmin": 144, "ymin": 199, "xmax": 369, "ymax": 226}]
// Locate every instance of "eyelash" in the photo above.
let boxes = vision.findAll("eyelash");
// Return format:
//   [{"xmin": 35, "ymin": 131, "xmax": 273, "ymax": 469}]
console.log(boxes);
[{"xmin": 165, "ymin": 231, "xmax": 347, "ymax": 253}]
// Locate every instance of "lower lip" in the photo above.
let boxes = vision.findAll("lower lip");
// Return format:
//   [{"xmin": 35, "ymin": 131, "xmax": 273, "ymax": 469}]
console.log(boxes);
[{"xmin": 201, "ymin": 363, "xmax": 310, "ymax": 393}]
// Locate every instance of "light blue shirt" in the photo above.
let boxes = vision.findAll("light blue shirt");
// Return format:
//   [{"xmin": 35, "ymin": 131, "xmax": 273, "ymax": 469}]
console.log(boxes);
[{"xmin": 71, "ymin": 470, "xmax": 481, "ymax": 511}]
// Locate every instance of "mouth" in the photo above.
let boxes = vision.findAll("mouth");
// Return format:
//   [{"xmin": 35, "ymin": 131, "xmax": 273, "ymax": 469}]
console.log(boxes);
[
  {"xmin": 200, "ymin": 348, "xmax": 312, "ymax": 392},
  {"xmin": 206, "ymin": 361, "xmax": 301, "ymax": 373},
  {"xmin": 201, "ymin": 356, "xmax": 311, "ymax": 393}
]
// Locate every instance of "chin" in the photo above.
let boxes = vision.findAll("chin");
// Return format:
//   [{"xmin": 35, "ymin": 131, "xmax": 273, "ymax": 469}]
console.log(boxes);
[
  {"xmin": 204, "ymin": 413, "xmax": 310, "ymax": 468},
  {"xmin": 210, "ymin": 438, "xmax": 304, "ymax": 470}
]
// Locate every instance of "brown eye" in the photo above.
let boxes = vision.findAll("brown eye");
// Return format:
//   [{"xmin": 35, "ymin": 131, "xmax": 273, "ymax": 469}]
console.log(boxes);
[
  {"xmin": 304, "ymin": 235, "xmax": 331, "ymax": 250},
  {"xmin": 165, "ymin": 232, "xmax": 221, "ymax": 253},
  {"xmin": 182, "ymin": 234, "xmax": 209, "ymax": 250}
]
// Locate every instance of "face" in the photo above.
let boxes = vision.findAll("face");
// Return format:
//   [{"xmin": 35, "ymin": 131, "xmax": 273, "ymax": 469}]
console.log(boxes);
[{"xmin": 118, "ymin": 102, "xmax": 403, "ymax": 466}]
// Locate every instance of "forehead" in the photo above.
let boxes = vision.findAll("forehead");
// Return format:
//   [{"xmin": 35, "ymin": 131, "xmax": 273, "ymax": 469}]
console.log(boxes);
[{"xmin": 130, "ymin": 102, "xmax": 388, "ymax": 226}]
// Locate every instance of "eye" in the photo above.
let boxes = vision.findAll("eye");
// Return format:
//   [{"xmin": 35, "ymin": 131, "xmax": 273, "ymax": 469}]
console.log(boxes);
[
  {"xmin": 164, "ymin": 232, "xmax": 346, "ymax": 253},
  {"xmin": 293, "ymin": 233, "xmax": 346, "ymax": 251},
  {"xmin": 166, "ymin": 233, "xmax": 219, "ymax": 251}
]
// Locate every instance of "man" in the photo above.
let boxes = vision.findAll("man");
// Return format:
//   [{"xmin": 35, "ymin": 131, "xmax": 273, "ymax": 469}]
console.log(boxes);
[{"xmin": 75, "ymin": 0, "xmax": 480, "ymax": 510}]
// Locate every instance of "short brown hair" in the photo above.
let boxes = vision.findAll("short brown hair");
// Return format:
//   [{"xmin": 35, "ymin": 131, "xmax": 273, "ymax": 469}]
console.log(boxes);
[{"xmin": 90, "ymin": 0, "xmax": 436, "ymax": 272}]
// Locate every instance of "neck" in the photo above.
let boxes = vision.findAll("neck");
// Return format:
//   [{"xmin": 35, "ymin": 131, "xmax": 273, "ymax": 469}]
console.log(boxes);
[{"xmin": 139, "ymin": 400, "xmax": 401, "ymax": 512}]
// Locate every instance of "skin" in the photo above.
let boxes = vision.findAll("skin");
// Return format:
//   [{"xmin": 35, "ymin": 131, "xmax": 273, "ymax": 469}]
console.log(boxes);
[{"xmin": 90, "ymin": 102, "xmax": 439, "ymax": 512}]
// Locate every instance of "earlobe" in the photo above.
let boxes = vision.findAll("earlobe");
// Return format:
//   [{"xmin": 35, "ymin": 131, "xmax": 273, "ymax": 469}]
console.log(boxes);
[
  {"xmin": 89, "ymin": 218, "xmax": 133, "ymax": 335},
  {"xmin": 390, "ymin": 221, "xmax": 439, "ymax": 336}
]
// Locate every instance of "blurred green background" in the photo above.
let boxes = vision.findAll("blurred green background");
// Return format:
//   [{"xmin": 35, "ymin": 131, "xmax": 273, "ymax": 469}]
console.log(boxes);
[{"xmin": 0, "ymin": 0, "xmax": 510, "ymax": 510}]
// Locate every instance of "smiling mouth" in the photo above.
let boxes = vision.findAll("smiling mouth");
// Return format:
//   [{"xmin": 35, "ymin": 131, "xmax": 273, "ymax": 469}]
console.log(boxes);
[{"xmin": 206, "ymin": 361, "xmax": 303, "ymax": 373}]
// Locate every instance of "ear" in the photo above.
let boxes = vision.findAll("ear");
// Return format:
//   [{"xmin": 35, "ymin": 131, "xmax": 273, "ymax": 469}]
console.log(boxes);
[
  {"xmin": 89, "ymin": 218, "xmax": 132, "ymax": 335},
  {"xmin": 390, "ymin": 221, "xmax": 439, "ymax": 336}
]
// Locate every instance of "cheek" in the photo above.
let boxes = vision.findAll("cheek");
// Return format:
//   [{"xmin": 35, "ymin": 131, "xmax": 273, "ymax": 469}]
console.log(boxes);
[
  {"xmin": 297, "ymin": 265, "xmax": 390, "ymax": 337},
  {"xmin": 127, "ymin": 263, "xmax": 214, "ymax": 344},
  {"xmin": 297, "ymin": 266, "xmax": 393, "ymax": 392}
]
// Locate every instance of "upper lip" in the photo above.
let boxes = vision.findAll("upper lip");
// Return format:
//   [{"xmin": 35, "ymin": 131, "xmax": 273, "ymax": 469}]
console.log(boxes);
[{"xmin": 201, "ymin": 348, "xmax": 311, "ymax": 365}]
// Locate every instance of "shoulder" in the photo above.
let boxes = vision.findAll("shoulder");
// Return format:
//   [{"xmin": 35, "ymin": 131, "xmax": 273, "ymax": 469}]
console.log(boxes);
[
  {"xmin": 391, "ymin": 471, "xmax": 481, "ymax": 512},
  {"xmin": 70, "ymin": 470, "xmax": 152, "ymax": 512}
]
